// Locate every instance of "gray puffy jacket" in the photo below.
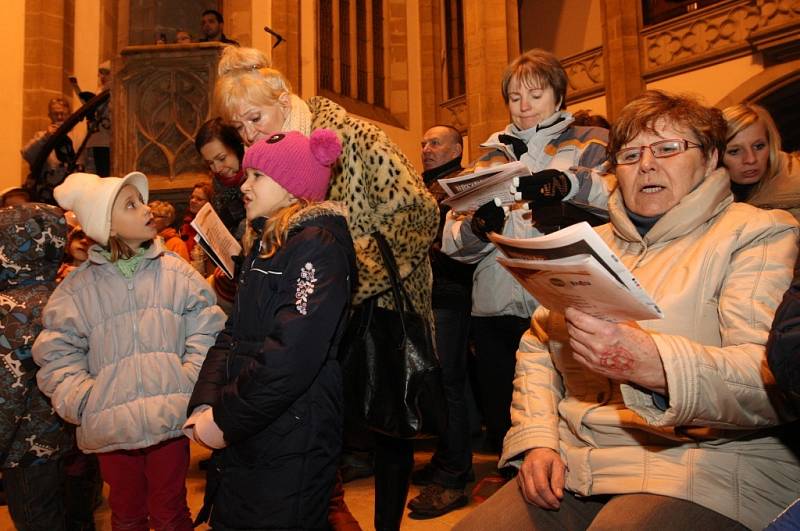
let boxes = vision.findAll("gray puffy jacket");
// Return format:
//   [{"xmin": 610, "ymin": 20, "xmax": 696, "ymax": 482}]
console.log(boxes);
[{"xmin": 33, "ymin": 240, "xmax": 226, "ymax": 453}]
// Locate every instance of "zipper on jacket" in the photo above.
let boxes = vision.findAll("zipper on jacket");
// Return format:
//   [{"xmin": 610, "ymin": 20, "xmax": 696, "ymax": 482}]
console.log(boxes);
[{"xmin": 128, "ymin": 279, "xmax": 149, "ymax": 446}]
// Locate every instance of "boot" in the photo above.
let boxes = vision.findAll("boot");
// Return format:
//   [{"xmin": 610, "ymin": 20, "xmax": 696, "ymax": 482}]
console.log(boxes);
[{"xmin": 328, "ymin": 471, "xmax": 363, "ymax": 531}]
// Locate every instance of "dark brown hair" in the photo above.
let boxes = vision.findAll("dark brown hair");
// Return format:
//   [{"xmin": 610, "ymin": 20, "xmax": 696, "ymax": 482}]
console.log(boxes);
[{"xmin": 195, "ymin": 118, "xmax": 245, "ymax": 163}]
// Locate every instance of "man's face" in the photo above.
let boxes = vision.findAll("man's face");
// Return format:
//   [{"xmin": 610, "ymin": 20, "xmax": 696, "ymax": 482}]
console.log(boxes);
[
  {"xmin": 201, "ymin": 14, "xmax": 222, "ymax": 39},
  {"xmin": 48, "ymin": 103, "xmax": 69, "ymax": 124},
  {"xmin": 421, "ymin": 126, "xmax": 462, "ymax": 171}
]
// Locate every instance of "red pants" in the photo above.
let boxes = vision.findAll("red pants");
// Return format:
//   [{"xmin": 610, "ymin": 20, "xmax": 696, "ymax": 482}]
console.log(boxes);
[{"xmin": 97, "ymin": 437, "xmax": 193, "ymax": 531}]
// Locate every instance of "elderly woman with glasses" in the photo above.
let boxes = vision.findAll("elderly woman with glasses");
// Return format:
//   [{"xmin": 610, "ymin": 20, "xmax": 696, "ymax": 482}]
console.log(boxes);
[{"xmin": 454, "ymin": 90, "xmax": 800, "ymax": 531}]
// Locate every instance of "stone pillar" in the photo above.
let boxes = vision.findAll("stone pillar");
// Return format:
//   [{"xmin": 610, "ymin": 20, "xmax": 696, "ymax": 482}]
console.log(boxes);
[
  {"xmin": 23, "ymin": 1, "xmax": 75, "ymax": 147},
  {"xmin": 271, "ymin": 0, "xmax": 302, "ymax": 93},
  {"xmin": 112, "ymin": 42, "xmax": 228, "ymax": 191},
  {"xmin": 462, "ymin": 0, "xmax": 519, "ymax": 157},
  {"xmin": 600, "ymin": 0, "xmax": 645, "ymax": 121}
]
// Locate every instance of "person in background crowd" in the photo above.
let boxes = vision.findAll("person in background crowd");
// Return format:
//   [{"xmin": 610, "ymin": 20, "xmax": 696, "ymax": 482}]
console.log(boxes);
[
  {"xmin": 56, "ymin": 222, "xmax": 95, "ymax": 283},
  {"xmin": 0, "ymin": 204, "xmax": 74, "ymax": 530},
  {"xmin": 33, "ymin": 172, "xmax": 226, "ymax": 531},
  {"xmin": 199, "ymin": 9, "xmax": 239, "ymax": 46},
  {"xmin": 176, "ymin": 30, "xmax": 192, "ymax": 44},
  {"xmin": 195, "ymin": 118, "xmax": 246, "ymax": 238},
  {"xmin": 180, "ymin": 181, "xmax": 215, "ymax": 274},
  {"xmin": 22, "ymin": 97, "xmax": 75, "ymax": 201},
  {"xmin": 571, "ymin": 109, "xmax": 611, "ymax": 130},
  {"xmin": 185, "ymin": 129, "xmax": 355, "ymax": 530},
  {"xmin": 455, "ymin": 89, "xmax": 800, "ymax": 531},
  {"xmin": 0, "ymin": 186, "xmax": 31, "ymax": 207},
  {"xmin": 441, "ymin": 50, "xmax": 611, "ymax": 496},
  {"xmin": 150, "ymin": 200, "xmax": 190, "ymax": 262},
  {"xmin": 85, "ymin": 62, "xmax": 112, "ymax": 176},
  {"xmin": 406, "ymin": 124, "xmax": 475, "ymax": 519},
  {"xmin": 214, "ymin": 45, "xmax": 438, "ymax": 531},
  {"xmin": 723, "ymin": 103, "xmax": 800, "ymax": 221}
]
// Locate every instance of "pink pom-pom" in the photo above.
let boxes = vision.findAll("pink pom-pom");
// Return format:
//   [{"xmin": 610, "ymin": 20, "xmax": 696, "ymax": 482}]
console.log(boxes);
[{"xmin": 309, "ymin": 129, "xmax": 342, "ymax": 166}]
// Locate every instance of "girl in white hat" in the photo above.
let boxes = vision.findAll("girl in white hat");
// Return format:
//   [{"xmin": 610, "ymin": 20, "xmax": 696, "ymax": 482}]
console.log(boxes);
[{"xmin": 32, "ymin": 172, "xmax": 227, "ymax": 531}]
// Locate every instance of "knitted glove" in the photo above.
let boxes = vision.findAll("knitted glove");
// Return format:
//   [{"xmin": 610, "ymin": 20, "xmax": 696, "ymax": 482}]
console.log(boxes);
[
  {"xmin": 470, "ymin": 199, "xmax": 507, "ymax": 242},
  {"xmin": 514, "ymin": 169, "xmax": 572, "ymax": 205}
]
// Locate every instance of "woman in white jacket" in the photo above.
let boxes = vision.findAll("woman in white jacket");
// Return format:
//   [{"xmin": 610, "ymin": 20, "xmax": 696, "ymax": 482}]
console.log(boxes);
[{"xmin": 455, "ymin": 90, "xmax": 800, "ymax": 530}]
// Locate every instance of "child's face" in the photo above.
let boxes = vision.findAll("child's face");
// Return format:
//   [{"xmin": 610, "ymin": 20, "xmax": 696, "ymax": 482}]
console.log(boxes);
[
  {"xmin": 188, "ymin": 187, "xmax": 209, "ymax": 215},
  {"xmin": 109, "ymin": 185, "xmax": 157, "ymax": 250},
  {"xmin": 68, "ymin": 230, "xmax": 93, "ymax": 264},
  {"xmin": 240, "ymin": 168, "xmax": 294, "ymax": 220}
]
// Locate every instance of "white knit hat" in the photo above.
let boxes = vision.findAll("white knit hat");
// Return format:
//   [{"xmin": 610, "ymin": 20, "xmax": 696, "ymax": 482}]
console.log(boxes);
[{"xmin": 54, "ymin": 172, "xmax": 149, "ymax": 246}]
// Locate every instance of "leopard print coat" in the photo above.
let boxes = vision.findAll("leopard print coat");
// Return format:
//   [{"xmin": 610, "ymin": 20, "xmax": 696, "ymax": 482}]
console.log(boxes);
[{"xmin": 308, "ymin": 97, "xmax": 438, "ymax": 318}]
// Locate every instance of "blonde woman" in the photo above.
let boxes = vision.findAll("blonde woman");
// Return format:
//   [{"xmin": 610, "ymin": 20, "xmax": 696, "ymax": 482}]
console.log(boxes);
[
  {"xmin": 723, "ymin": 103, "xmax": 800, "ymax": 221},
  {"xmin": 213, "ymin": 46, "xmax": 438, "ymax": 530}
]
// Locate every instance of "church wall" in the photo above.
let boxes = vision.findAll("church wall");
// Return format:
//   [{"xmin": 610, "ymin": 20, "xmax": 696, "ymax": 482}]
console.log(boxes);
[{"xmin": 0, "ymin": 2, "xmax": 25, "ymax": 189}]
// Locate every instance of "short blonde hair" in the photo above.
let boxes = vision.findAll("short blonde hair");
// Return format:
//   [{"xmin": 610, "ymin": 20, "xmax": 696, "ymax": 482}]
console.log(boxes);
[
  {"xmin": 214, "ymin": 46, "xmax": 293, "ymax": 122},
  {"xmin": 723, "ymin": 103, "xmax": 782, "ymax": 183},
  {"xmin": 148, "ymin": 200, "xmax": 176, "ymax": 226}
]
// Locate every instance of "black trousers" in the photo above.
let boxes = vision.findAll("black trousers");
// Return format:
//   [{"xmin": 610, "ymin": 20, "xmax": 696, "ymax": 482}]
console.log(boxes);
[
  {"xmin": 471, "ymin": 315, "xmax": 531, "ymax": 454},
  {"xmin": 427, "ymin": 304, "xmax": 473, "ymax": 488},
  {"xmin": 374, "ymin": 433, "xmax": 414, "ymax": 531}
]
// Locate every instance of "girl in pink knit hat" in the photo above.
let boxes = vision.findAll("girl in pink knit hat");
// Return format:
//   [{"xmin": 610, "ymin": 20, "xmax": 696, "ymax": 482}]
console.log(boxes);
[{"xmin": 184, "ymin": 129, "xmax": 358, "ymax": 529}]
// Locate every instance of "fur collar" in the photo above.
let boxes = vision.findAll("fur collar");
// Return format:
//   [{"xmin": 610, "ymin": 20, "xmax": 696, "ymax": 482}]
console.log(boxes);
[{"xmin": 287, "ymin": 201, "xmax": 348, "ymax": 231}]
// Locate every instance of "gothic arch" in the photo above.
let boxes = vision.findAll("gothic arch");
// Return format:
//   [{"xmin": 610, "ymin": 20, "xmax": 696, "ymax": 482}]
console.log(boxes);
[{"xmin": 716, "ymin": 58, "xmax": 800, "ymax": 151}]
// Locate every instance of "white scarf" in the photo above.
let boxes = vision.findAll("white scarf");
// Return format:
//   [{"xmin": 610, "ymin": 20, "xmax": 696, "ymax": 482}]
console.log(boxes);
[{"xmin": 283, "ymin": 94, "xmax": 312, "ymax": 136}]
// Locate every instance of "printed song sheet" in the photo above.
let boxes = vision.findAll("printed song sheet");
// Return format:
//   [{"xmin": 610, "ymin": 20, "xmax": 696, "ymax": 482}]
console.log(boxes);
[
  {"xmin": 438, "ymin": 161, "xmax": 530, "ymax": 212},
  {"xmin": 489, "ymin": 222, "xmax": 663, "ymax": 321},
  {"xmin": 191, "ymin": 203, "xmax": 242, "ymax": 279}
]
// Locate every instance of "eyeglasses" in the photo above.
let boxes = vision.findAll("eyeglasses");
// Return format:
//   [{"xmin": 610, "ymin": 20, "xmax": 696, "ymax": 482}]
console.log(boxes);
[{"xmin": 614, "ymin": 139, "xmax": 701, "ymax": 165}]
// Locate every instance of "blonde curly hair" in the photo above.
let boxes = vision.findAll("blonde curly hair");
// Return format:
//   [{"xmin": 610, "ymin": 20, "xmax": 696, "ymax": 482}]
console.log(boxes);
[{"xmin": 214, "ymin": 47, "xmax": 293, "ymax": 122}]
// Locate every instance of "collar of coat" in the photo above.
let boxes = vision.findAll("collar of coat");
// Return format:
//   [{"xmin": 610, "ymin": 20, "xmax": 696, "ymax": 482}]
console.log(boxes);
[
  {"xmin": 87, "ymin": 237, "xmax": 167, "ymax": 266},
  {"xmin": 251, "ymin": 200, "xmax": 349, "ymax": 236},
  {"xmin": 608, "ymin": 167, "xmax": 733, "ymax": 245},
  {"xmin": 480, "ymin": 110, "xmax": 574, "ymax": 158}
]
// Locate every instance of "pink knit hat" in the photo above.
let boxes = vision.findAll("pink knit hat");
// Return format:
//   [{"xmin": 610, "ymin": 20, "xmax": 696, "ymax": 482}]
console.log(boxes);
[{"xmin": 242, "ymin": 129, "xmax": 342, "ymax": 201}]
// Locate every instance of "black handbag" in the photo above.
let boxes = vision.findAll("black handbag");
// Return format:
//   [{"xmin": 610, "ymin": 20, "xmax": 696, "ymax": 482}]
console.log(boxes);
[{"xmin": 340, "ymin": 232, "xmax": 447, "ymax": 439}]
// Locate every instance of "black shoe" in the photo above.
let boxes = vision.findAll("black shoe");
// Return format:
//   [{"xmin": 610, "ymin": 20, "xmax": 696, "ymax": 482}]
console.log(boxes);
[{"xmin": 407, "ymin": 484, "xmax": 468, "ymax": 519}]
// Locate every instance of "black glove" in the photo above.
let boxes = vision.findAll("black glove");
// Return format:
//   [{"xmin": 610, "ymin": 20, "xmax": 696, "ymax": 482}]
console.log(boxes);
[
  {"xmin": 470, "ymin": 199, "xmax": 506, "ymax": 242},
  {"xmin": 515, "ymin": 169, "xmax": 572, "ymax": 205}
]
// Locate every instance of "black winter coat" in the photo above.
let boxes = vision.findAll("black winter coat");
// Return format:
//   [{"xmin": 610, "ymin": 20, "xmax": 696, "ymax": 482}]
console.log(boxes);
[
  {"xmin": 768, "ymin": 253, "xmax": 800, "ymax": 401},
  {"xmin": 188, "ymin": 202, "xmax": 356, "ymax": 530}
]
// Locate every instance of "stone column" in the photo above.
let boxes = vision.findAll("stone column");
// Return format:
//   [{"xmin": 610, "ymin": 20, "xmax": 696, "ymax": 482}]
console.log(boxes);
[
  {"xmin": 462, "ymin": 0, "xmax": 519, "ymax": 158},
  {"xmin": 600, "ymin": 0, "xmax": 645, "ymax": 121},
  {"xmin": 23, "ymin": 1, "xmax": 75, "ymax": 147}
]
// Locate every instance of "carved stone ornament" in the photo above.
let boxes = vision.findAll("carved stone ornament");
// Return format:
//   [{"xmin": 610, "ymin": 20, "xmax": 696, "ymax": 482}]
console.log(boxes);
[
  {"xmin": 561, "ymin": 47, "xmax": 605, "ymax": 103},
  {"xmin": 112, "ymin": 42, "xmax": 228, "ymax": 190},
  {"xmin": 642, "ymin": 0, "xmax": 800, "ymax": 79}
]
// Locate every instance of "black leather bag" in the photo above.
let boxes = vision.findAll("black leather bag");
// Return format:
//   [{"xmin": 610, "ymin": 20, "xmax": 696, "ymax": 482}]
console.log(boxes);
[{"xmin": 340, "ymin": 232, "xmax": 447, "ymax": 439}]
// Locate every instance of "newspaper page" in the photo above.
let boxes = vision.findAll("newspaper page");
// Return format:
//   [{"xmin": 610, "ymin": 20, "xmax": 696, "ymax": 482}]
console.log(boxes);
[
  {"xmin": 439, "ymin": 161, "xmax": 530, "ymax": 212},
  {"xmin": 190, "ymin": 202, "xmax": 242, "ymax": 279},
  {"xmin": 489, "ymin": 222, "xmax": 663, "ymax": 321}
]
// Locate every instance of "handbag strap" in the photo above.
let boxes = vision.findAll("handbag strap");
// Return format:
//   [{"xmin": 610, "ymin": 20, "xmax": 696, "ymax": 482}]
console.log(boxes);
[{"xmin": 371, "ymin": 231, "xmax": 415, "ymax": 315}]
